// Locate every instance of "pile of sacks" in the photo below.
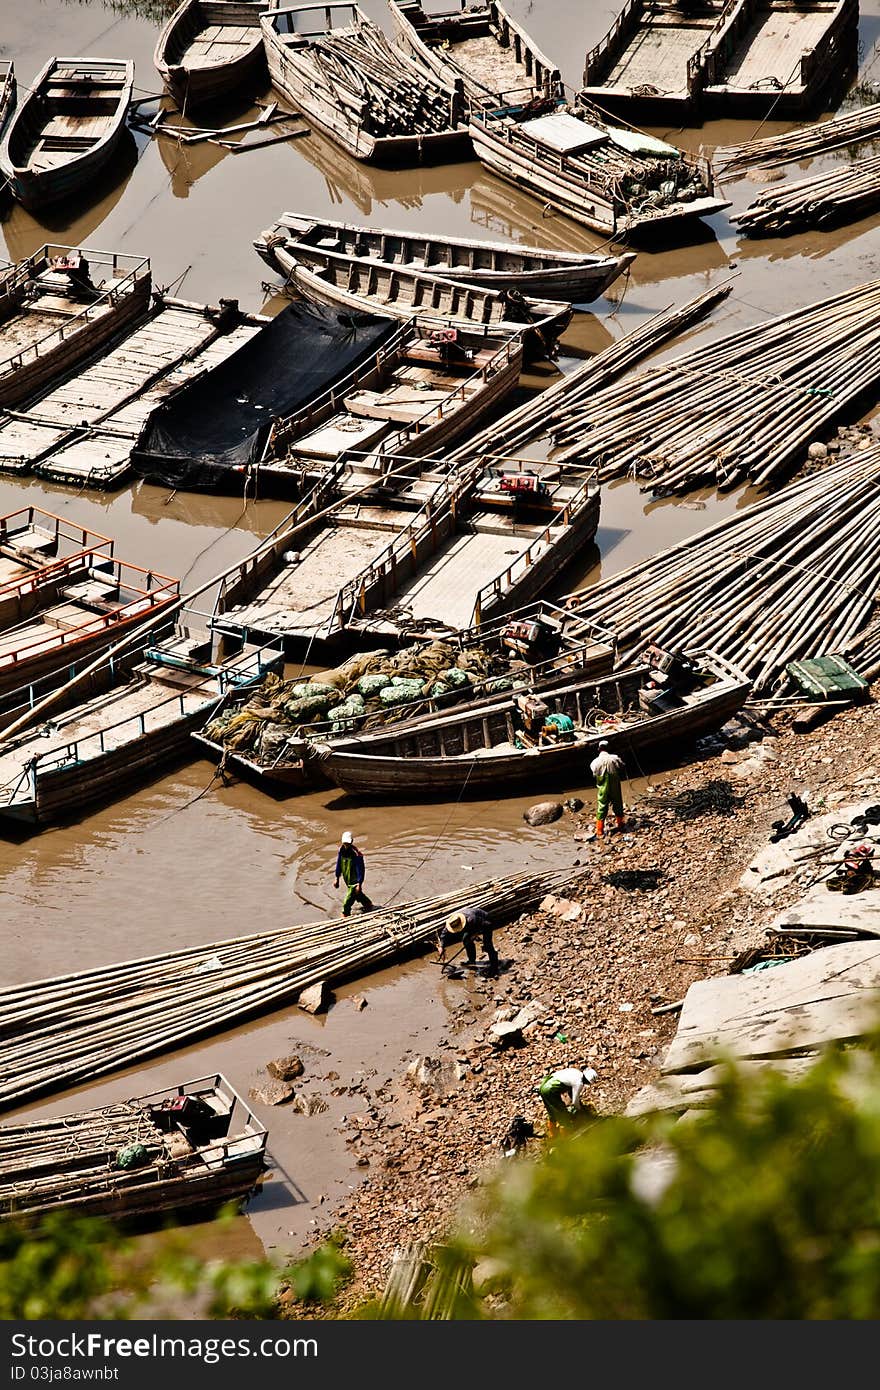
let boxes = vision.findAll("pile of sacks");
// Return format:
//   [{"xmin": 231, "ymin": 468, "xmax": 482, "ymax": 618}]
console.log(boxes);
[{"xmin": 205, "ymin": 639, "xmax": 518, "ymax": 760}]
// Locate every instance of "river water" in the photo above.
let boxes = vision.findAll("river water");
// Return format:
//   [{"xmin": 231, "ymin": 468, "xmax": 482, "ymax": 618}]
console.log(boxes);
[{"xmin": 0, "ymin": 0, "xmax": 879, "ymax": 1262}]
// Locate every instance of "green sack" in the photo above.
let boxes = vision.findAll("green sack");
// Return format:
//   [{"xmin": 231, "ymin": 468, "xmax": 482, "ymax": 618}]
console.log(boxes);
[
  {"xmin": 357, "ymin": 673, "xmax": 392, "ymax": 697},
  {"xmin": 442, "ymin": 667, "xmax": 470, "ymax": 688},
  {"xmin": 114, "ymin": 1143, "xmax": 150, "ymax": 1171}
]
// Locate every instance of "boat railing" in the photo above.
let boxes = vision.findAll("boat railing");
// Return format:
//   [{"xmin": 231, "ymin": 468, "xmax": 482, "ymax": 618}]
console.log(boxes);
[
  {"xmin": 0, "ymin": 248, "xmax": 150, "ymax": 374},
  {"xmin": 470, "ymin": 469, "xmax": 598, "ymax": 627},
  {"xmin": 0, "ymin": 505, "xmax": 115, "ymax": 578},
  {"xmin": 582, "ymin": 0, "xmax": 640, "ymax": 84},
  {"xmin": 139, "ymin": 1073, "xmax": 268, "ymax": 1160}
]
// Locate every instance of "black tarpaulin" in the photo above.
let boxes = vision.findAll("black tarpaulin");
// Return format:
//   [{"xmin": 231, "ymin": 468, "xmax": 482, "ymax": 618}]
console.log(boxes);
[{"xmin": 133, "ymin": 301, "xmax": 398, "ymax": 491}]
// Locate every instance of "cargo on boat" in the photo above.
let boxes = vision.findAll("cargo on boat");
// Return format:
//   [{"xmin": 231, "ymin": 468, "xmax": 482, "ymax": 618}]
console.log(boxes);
[
  {"xmin": 155, "ymin": 0, "xmax": 278, "ymax": 109},
  {"xmin": 0, "ymin": 623, "xmax": 282, "ymax": 829},
  {"xmin": 0, "ymin": 246, "xmax": 150, "ymax": 409},
  {"xmin": 0, "ymin": 57, "xmax": 134, "ymax": 211},
  {"xmin": 311, "ymin": 648, "xmax": 751, "ymax": 798},
  {"xmin": 256, "ymin": 211, "xmax": 635, "ymax": 302},
  {"xmin": 262, "ymin": 3, "xmax": 469, "ymax": 165},
  {"xmin": 267, "ymin": 239, "xmax": 571, "ymax": 356},
  {"xmin": 194, "ymin": 600, "xmax": 617, "ymax": 792},
  {"xmin": 0, "ymin": 1075, "xmax": 266, "ymax": 1224},
  {"xmin": 387, "ymin": 0, "xmax": 563, "ymax": 107},
  {"xmin": 469, "ymin": 97, "xmax": 729, "ymax": 240}
]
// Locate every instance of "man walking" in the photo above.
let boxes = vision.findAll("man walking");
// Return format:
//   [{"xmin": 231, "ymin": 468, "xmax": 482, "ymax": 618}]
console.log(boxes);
[
  {"xmin": 590, "ymin": 739, "xmax": 626, "ymax": 838},
  {"xmin": 437, "ymin": 905, "xmax": 499, "ymax": 976},
  {"xmin": 335, "ymin": 831, "xmax": 374, "ymax": 916}
]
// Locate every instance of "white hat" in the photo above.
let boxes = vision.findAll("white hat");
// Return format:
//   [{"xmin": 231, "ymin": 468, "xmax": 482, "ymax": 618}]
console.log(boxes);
[
  {"xmin": 582, "ymin": 1067, "xmax": 598, "ymax": 1084},
  {"xmin": 341, "ymin": 830, "xmax": 353, "ymax": 844},
  {"xmin": 598, "ymin": 740, "xmax": 609, "ymax": 750}
]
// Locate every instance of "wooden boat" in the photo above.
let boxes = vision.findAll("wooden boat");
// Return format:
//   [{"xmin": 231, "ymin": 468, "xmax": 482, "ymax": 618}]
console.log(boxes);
[
  {"xmin": 698, "ymin": 0, "xmax": 858, "ymax": 116},
  {"xmin": 310, "ymin": 649, "xmax": 751, "ymax": 797},
  {"xmin": 194, "ymin": 600, "xmax": 617, "ymax": 791},
  {"xmin": 268, "ymin": 242, "xmax": 572, "ymax": 356},
  {"xmin": 261, "ymin": 3, "xmax": 470, "ymax": 166},
  {"xmin": 0, "ymin": 557, "xmax": 179, "ymax": 700},
  {"xmin": 0, "ymin": 505, "xmax": 114, "ymax": 591},
  {"xmin": 387, "ymin": 0, "xmax": 563, "ymax": 107},
  {"xmin": 0, "ymin": 1075, "xmax": 266, "ymax": 1224},
  {"xmin": 0, "ymin": 62, "xmax": 16, "ymax": 153},
  {"xmin": 581, "ymin": 0, "xmax": 728, "ymax": 121},
  {"xmin": 0, "ymin": 58, "xmax": 134, "ymax": 212},
  {"xmin": 253, "ymin": 319, "xmax": 523, "ymax": 494},
  {"xmin": 257, "ymin": 212, "xmax": 635, "ymax": 302},
  {"xmin": 0, "ymin": 245, "xmax": 150, "ymax": 409},
  {"xmin": 469, "ymin": 98, "xmax": 729, "ymax": 241},
  {"xmin": 0, "ymin": 625, "xmax": 283, "ymax": 828},
  {"xmin": 155, "ymin": 1, "xmax": 277, "ymax": 109}
]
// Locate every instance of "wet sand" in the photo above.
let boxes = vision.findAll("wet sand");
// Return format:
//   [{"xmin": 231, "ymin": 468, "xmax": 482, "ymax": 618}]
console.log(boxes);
[{"xmin": 0, "ymin": 0, "xmax": 879, "ymax": 1264}]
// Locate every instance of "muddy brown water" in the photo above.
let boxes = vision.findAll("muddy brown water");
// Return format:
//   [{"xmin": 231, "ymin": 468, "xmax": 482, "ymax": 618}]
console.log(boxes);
[{"xmin": 0, "ymin": 0, "xmax": 878, "ymax": 1266}]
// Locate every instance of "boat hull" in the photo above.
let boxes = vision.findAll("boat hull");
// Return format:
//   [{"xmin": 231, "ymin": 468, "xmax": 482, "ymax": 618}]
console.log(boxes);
[{"xmin": 155, "ymin": 0, "xmax": 274, "ymax": 108}]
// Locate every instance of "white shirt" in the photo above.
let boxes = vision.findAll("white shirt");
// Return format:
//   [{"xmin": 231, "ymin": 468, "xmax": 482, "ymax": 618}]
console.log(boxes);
[
  {"xmin": 548, "ymin": 1067, "xmax": 597, "ymax": 1108},
  {"xmin": 590, "ymin": 750, "xmax": 624, "ymax": 780}
]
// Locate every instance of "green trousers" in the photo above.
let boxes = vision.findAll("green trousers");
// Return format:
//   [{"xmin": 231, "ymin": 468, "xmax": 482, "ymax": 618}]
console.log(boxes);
[
  {"xmin": 596, "ymin": 775, "xmax": 623, "ymax": 820},
  {"xmin": 343, "ymin": 883, "xmax": 373, "ymax": 915},
  {"xmin": 539, "ymin": 1078, "xmax": 576, "ymax": 1128}
]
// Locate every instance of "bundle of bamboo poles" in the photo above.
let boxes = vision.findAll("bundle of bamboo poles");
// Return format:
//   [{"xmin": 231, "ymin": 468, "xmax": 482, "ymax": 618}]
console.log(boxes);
[
  {"xmin": 0, "ymin": 867, "xmax": 578, "ymax": 1112},
  {"xmin": 565, "ymin": 447, "xmax": 880, "ymax": 691},
  {"xmin": 304, "ymin": 24, "xmax": 458, "ymax": 136},
  {"xmin": 735, "ymin": 155, "xmax": 880, "ymax": 237},
  {"xmin": 542, "ymin": 279, "xmax": 880, "ymax": 493},
  {"xmin": 713, "ymin": 102, "xmax": 880, "ymax": 176}
]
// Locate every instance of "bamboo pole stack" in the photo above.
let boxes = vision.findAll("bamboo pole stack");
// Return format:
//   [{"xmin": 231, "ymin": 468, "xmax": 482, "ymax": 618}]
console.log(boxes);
[
  {"xmin": 712, "ymin": 102, "xmax": 880, "ymax": 176},
  {"xmin": 565, "ymin": 447, "xmax": 880, "ymax": 691},
  {"xmin": 303, "ymin": 23, "xmax": 459, "ymax": 136},
  {"xmin": 736, "ymin": 155, "xmax": 880, "ymax": 237},
  {"xmin": 0, "ymin": 867, "xmax": 579, "ymax": 1112},
  {"xmin": 542, "ymin": 280, "xmax": 880, "ymax": 493}
]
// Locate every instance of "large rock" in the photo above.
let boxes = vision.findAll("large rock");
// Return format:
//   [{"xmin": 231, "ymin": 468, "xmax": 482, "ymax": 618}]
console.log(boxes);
[
  {"xmin": 523, "ymin": 801, "xmax": 564, "ymax": 827},
  {"xmin": 267, "ymin": 1055, "xmax": 304, "ymax": 1081},
  {"xmin": 298, "ymin": 981, "xmax": 333, "ymax": 1015},
  {"xmin": 249, "ymin": 1080, "xmax": 296, "ymax": 1107},
  {"xmin": 406, "ymin": 1055, "xmax": 467, "ymax": 1098},
  {"xmin": 488, "ymin": 999, "xmax": 547, "ymax": 1048},
  {"xmin": 293, "ymin": 1092, "xmax": 328, "ymax": 1115}
]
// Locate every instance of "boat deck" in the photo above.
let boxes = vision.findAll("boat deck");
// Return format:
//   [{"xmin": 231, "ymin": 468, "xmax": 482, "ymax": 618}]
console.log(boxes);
[
  {"xmin": 441, "ymin": 33, "xmax": 535, "ymax": 93},
  {"xmin": 604, "ymin": 16, "xmax": 717, "ymax": 94},
  {"xmin": 715, "ymin": 6, "xmax": 832, "ymax": 89},
  {"xmin": 187, "ymin": 24, "xmax": 258, "ymax": 67}
]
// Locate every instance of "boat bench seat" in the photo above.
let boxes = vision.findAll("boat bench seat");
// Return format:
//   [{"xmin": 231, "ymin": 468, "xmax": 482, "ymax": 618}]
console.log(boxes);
[{"xmin": 37, "ymin": 135, "xmax": 95, "ymax": 151}]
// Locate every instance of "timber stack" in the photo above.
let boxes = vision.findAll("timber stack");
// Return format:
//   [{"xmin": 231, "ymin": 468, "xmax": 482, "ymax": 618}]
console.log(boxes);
[
  {"xmin": 712, "ymin": 99, "xmax": 880, "ymax": 176},
  {"xmin": 735, "ymin": 156, "xmax": 880, "ymax": 237}
]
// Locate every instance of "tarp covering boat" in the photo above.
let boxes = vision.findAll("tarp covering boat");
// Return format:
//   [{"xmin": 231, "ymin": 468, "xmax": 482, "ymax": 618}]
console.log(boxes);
[{"xmin": 133, "ymin": 301, "xmax": 399, "ymax": 489}]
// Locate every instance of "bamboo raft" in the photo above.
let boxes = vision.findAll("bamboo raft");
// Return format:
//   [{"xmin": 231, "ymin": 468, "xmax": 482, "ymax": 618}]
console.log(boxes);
[
  {"xmin": 565, "ymin": 448, "xmax": 880, "ymax": 693},
  {"xmin": 387, "ymin": 0, "xmax": 563, "ymax": 107},
  {"xmin": 469, "ymin": 98, "xmax": 728, "ymax": 240},
  {"xmin": 256, "ymin": 211, "xmax": 635, "ymax": 302},
  {"xmin": 0, "ymin": 57, "xmax": 134, "ymax": 211},
  {"xmin": 0, "ymin": 868, "xmax": 578, "ymax": 1111},
  {"xmin": 735, "ymin": 155, "xmax": 880, "ymax": 237},
  {"xmin": 0, "ymin": 246, "xmax": 150, "ymax": 409},
  {"xmin": 712, "ymin": 99, "xmax": 880, "ymax": 176},
  {"xmin": 155, "ymin": 0, "xmax": 278, "ymax": 109},
  {"xmin": 541, "ymin": 279, "xmax": 880, "ymax": 494},
  {"xmin": 262, "ymin": 3, "xmax": 469, "ymax": 165},
  {"xmin": 0, "ymin": 1075, "xmax": 267, "ymax": 1223}
]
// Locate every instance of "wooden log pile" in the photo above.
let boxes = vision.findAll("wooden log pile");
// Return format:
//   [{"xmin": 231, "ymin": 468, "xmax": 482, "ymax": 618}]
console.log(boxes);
[
  {"xmin": 565, "ymin": 447, "xmax": 880, "ymax": 692},
  {"xmin": 304, "ymin": 23, "xmax": 459, "ymax": 136},
  {"xmin": 545, "ymin": 280, "xmax": 880, "ymax": 493},
  {"xmin": 0, "ymin": 867, "xmax": 578, "ymax": 1112},
  {"xmin": 736, "ymin": 155, "xmax": 880, "ymax": 237},
  {"xmin": 712, "ymin": 102, "xmax": 880, "ymax": 177}
]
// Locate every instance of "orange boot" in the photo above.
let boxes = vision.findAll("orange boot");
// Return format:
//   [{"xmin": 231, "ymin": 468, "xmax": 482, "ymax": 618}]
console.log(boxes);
[
  {"xmin": 595, "ymin": 818, "xmax": 605, "ymax": 838},
  {"xmin": 615, "ymin": 815, "xmax": 626, "ymax": 833}
]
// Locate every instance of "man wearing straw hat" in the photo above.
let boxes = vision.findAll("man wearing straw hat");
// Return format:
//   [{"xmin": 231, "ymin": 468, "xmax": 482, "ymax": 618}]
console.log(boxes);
[
  {"xmin": 335, "ymin": 831, "xmax": 374, "ymax": 916},
  {"xmin": 437, "ymin": 905, "xmax": 499, "ymax": 977}
]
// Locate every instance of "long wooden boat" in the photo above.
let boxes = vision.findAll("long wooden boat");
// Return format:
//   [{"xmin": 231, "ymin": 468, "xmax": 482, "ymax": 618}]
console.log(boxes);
[
  {"xmin": 194, "ymin": 600, "xmax": 617, "ymax": 791},
  {"xmin": 0, "ymin": 557, "xmax": 179, "ymax": 699},
  {"xmin": 0, "ymin": 58, "xmax": 134, "ymax": 211},
  {"xmin": 269, "ymin": 242, "xmax": 571, "ymax": 357},
  {"xmin": 155, "ymin": 0, "xmax": 279, "ymax": 109},
  {"xmin": 0, "ymin": 626, "xmax": 283, "ymax": 829},
  {"xmin": 387, "ymin": 0, "xmax": 563, "ymax": 107},
  {"xmin": 0, "ymin": 245, "xmax": 150, "ymax": 409},
  {"xmin": 0, "ymin": 62, "xmax": 16, "ymax": 154},
  {"xmin": 310, "ymin": 649, "xmax": 751, "ymax": 797},
  {"xmin": 261, "ymin": 3, "xmax": 470, "ymax": 166},
  {"xmin": 469, "ymin": 97, "xmax": 729, "ymax": 241},
  {"xmin": 257, "ymin": 212, "xmax": 635, "ymax": 303},
  {"xmin": 0, "ymin": 1075, "xmax": 266, "ymax": 1224}
]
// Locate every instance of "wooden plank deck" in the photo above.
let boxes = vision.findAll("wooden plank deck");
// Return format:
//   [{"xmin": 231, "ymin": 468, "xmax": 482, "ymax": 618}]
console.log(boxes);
[
  {"xmin": 722, "ymin": 7, "xmax": 833, "ymax": 88},
  {"xmin": 387, "ymin": 519, "xmax": 547, "ymax": 629}
]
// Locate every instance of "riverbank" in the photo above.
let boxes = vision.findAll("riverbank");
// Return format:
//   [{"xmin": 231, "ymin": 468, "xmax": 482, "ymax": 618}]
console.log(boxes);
[{"xmin": 281, "ymin": 690, "xmax": 880, "ymax": 1311}]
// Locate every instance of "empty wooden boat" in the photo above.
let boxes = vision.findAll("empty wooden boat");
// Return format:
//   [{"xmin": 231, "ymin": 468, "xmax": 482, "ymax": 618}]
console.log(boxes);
[
  {"xmin": 470, "ymin": 98, "xmax": 729, "ymax": 240},
  {"xmin": 0, "ymin": 506, "xmax": 114, "ymax": 592},
  {"xmin": 582, "ymin": 0, "xmax": 728, "ymax": 121},
  {"xmin": 0, "ymin": 1075, "xmax": 266, "ymax": 1224},
  {"xmin": 269, "ymin": 241, "xmax": 572, "ymax": 356},
  {"xmin": 257, "ymin": 212, "xmax": 635, "ymax": 302},
  {"xmin": 155, "ymin": 0, "xmax": 278, "ymax": 109},
  {"xmin": 699, "ymin": 0, "xmax": 858, "ymax": 116},
  {"xmin": 387, "ymin": 0, "xmax": 563, "ymax": 106},
  {"xmin": 261, "ymin": 3, "xmax": 469, "ymax": 165},
  {"xmin": 0, "ymin": 625, "xmax": 283, "ymax": 829},
  {"xmin": 0, "ymin": 245, "xmax": 150, "ymax": 409},
  {"xmin": 194, "ymin": 600, "xmax": 617, "ymax": 791},
  {"xmin": 0, "ymin": 57, "xmax": 134, "ymax": 211},
  {"xmin": 311, "ymin": 649, "xmax": 751, "ymax": 798}
]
